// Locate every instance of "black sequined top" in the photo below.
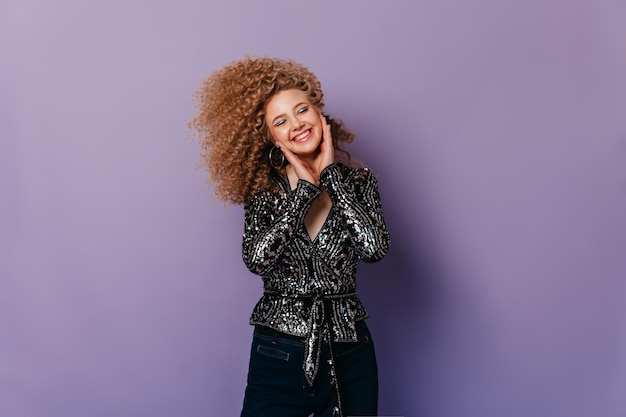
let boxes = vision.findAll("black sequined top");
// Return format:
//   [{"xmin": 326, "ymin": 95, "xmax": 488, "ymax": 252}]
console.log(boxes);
[{"xmin": 242, "ymin": 163, "xmax": 390, "ymax": 383}]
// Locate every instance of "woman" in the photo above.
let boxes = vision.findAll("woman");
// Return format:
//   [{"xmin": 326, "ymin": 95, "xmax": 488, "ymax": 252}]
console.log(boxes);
[{"xmin": 190, "ymin": 57, "xmax": 390, "ymax": 417}]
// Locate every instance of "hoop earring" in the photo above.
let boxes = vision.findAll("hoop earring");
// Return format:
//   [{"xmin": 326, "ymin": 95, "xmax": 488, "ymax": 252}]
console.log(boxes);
[{"xmin": 269, "ymin": 145, "xmax": 285, "ymax": 169}]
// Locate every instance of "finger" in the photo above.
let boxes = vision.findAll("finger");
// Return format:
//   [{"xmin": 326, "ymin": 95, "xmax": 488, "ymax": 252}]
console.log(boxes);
[
  {"xmin": 278, "ymin": 145, "xmax": 292, "ymax": 160},
  {"xmin": 279, "ymin": 146, "xmax": 318, "ymax": 184},
  {"xmin": 320, "ymin": 114, "xmax": 333, "ymax": 147},
  {"xmin": 318, "ymin": 115, "xmax": 334, "ymax": 165},
  {"xmin": 279, "ymin": 146, "xmax": 300, "ymax": 166}
]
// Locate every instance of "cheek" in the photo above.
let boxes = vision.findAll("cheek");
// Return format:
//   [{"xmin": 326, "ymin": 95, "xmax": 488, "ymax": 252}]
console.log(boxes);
[
  {"xmin": 271, "ymin": 127, "xmax": 290, "ymax": 144},
  {"xmin": 267, "ymin": 126, "xmax": 279, "ymax": 142}
]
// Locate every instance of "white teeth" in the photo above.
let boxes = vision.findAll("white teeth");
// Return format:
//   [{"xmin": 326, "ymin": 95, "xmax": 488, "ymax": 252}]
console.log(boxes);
[{"xmin": 293, "ymin": 130, "xmax": 310, "ymax": 141}]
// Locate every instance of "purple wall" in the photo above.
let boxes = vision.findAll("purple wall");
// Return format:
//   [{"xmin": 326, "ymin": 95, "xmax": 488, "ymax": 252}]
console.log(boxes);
[{"xmin": 2, "ymin": 0, "xmax": 625, "ymax": 416}]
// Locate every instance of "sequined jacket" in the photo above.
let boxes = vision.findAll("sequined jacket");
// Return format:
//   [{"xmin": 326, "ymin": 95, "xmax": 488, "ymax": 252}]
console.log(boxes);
[{"xmin": 242, "ymin": 163, "xmax": 390, "ymax": 381}]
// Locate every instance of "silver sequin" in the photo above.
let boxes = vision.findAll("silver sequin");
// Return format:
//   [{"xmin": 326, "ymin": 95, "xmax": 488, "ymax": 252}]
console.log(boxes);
[{"xmin": 242, "ymin": 163, "xmax": 390, "ymax": 386}]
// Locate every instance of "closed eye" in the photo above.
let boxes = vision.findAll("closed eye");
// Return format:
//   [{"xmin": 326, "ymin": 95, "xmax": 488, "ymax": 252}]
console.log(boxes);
[
  {"xmin": 297, "ymin": 106, "xmax": 308, "ymax": 115},
  {"xmin": 274, "ymin": 118, "xmax": 287, "ymax": 127}
]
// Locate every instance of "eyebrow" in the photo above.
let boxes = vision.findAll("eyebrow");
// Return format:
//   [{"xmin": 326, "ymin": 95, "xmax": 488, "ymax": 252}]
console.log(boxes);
[{"xmin": 271, "ymin": 102, "xmax": 308, "ymax": 124}]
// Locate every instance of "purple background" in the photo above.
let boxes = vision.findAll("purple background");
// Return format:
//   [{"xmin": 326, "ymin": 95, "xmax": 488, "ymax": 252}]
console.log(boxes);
[{"xmin": 2, "ymin": 0, "xmax": 626, "ymax": 416}]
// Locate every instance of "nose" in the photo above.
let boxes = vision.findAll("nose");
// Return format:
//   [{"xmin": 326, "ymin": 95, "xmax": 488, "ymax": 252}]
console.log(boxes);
[{"xmin": 290, "ymin": 117, "xmax": 304, "ymax": 131}]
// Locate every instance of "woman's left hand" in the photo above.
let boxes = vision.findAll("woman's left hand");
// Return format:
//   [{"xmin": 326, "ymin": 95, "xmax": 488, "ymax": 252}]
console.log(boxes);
[{"xmin": 311, "ymin": 113, "xmax": 335, "ymax": 177}]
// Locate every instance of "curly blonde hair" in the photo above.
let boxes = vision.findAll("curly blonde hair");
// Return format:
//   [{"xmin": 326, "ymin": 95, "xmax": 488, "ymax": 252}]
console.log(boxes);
[{"xmin": 189, "ymin": 56, "xmax": 355, "ymax": 205}]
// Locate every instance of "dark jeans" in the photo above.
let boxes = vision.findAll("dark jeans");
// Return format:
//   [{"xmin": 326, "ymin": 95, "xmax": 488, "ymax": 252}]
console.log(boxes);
[{"xmin": 240, "ymin": 320, "xmax": 378, "ymax": 417}]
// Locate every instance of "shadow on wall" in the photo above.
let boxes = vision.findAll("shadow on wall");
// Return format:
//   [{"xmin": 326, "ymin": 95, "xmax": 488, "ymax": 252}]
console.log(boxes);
[{"xmin": 351, "ymin": 119, "xmax": 443, "ymax": 416}]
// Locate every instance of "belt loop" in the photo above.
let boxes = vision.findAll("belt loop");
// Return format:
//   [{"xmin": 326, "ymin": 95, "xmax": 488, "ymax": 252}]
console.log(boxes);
[{"xmin": 272, "ymin": 328, "xmax": 278, "ymax": 344}]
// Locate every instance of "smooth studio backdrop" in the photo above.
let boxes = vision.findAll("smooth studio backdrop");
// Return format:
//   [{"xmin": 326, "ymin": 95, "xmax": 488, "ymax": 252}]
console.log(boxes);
[{"xmin": 2, "ymin": 1, "xmax": 626, "ymax": 416}]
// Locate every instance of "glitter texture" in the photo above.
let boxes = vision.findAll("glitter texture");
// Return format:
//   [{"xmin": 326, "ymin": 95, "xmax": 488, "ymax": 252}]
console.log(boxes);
[{"xmin": 242, "ymin": 163, "xmax": 390, "ymax": 390}]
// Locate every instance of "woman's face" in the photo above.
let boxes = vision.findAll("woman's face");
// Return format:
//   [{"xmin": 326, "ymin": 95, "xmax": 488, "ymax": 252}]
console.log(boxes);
[{"xmin": 265, "ymin": 89, "xmax": 323, "ymax": 161}]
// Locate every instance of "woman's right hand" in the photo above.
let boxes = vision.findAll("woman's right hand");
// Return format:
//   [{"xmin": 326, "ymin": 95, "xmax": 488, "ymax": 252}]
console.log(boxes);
[{"xmin": 280, "ymin": 146, "xmax": 320, "ymax": 187}]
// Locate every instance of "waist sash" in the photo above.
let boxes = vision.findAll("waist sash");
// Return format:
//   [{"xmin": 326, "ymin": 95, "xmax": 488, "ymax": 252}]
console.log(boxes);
[{"xmin": 263, "ymin": 290, "xmax": 357, "ymax": 417}]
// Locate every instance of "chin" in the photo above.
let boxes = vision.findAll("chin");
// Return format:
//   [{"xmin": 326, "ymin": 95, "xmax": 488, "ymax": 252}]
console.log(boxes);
[{"xmin": 294, "ymin": 143, "xmax": 321, "ymax": 156}]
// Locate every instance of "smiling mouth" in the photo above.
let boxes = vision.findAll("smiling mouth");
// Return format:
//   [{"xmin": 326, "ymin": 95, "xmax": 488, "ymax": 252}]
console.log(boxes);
[{"xmin": 292, "ymin": 129, "xmax": 312, "ymax": 142}]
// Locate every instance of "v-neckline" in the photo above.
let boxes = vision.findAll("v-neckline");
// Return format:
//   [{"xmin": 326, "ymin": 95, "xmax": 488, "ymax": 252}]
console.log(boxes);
[
  {"xmin": 280, "ymin": 175, "xmax": 332, "ymax": 243},
  {"xmin": 303, "ymin": 194, "xmax": 333, "ymax": 242}
]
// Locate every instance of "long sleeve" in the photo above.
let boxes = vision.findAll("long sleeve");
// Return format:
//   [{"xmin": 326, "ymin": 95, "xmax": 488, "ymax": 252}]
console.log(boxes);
[
  {"xmin": 320, "ymin": 164, "xmax": 390, "ymax": 262},
  {"xmin": 244, "ymin": 164, "xmax": 390, "ymax": 393},
  {"xmin": 242, "ymin": 180, "xmax": 322, "ymax": 275}
]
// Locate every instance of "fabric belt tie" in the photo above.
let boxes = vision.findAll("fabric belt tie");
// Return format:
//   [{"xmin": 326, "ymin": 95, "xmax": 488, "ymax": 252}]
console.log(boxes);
[{"xmin": 263, "ymin": 290, "xmax": 356, "ymax": 417}]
